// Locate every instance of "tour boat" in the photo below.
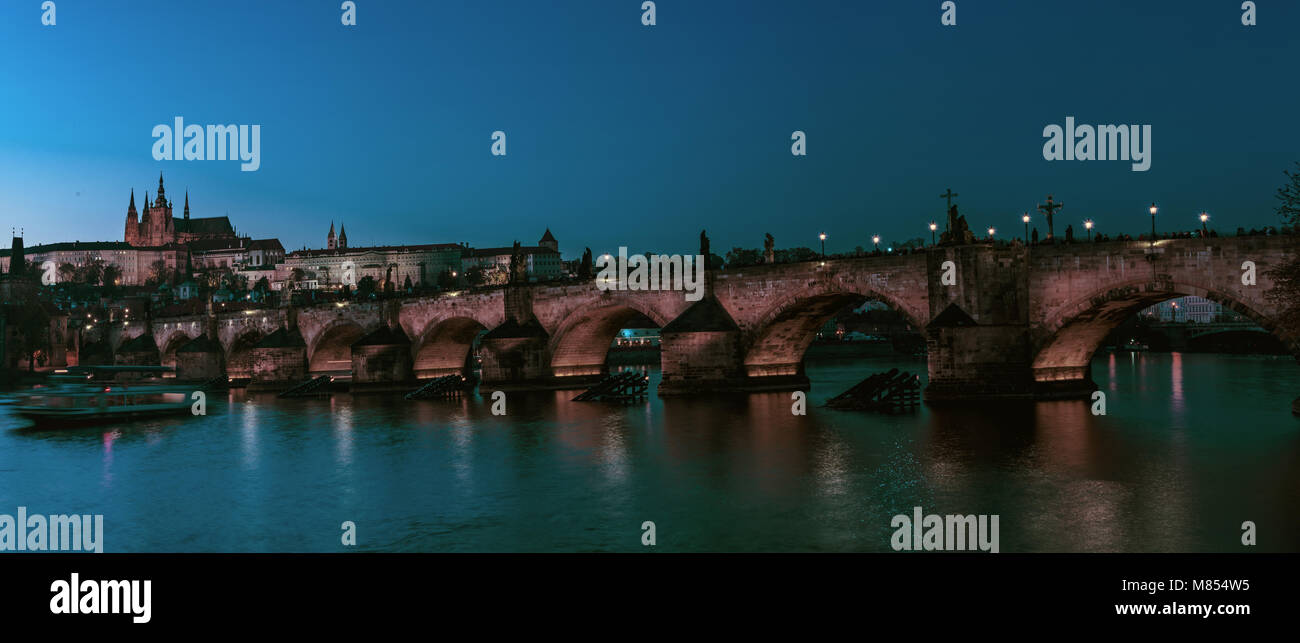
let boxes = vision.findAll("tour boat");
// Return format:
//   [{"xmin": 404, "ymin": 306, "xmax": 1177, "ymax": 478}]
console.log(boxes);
[{"xmin": 10, "ymin": 384, "xmax": 197, "ymax": 426}]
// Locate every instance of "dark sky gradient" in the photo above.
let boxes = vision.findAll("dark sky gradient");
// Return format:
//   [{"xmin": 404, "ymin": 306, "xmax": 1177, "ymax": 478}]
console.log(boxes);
[{"xmin": 1, "ymin": 0, "xmax": 1297, "ymax": 257}]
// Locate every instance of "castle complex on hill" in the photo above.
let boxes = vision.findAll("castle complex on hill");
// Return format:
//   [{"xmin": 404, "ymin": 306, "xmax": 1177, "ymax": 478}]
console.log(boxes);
[{"xmin": 124, "ymin": 173, "xmax": 238, "ymax": 247}]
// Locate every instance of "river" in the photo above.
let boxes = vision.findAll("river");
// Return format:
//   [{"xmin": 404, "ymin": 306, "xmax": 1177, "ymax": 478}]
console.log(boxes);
[{"xmin": 1, "ymin": 351, "xmax": 1296, "ymax": 552}]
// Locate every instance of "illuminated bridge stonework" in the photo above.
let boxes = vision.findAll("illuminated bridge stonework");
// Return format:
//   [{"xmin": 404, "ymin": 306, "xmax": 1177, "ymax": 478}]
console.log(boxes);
[{"xmin": 124, "ymin": 237, "xmax": 1296, "ymax": 401}]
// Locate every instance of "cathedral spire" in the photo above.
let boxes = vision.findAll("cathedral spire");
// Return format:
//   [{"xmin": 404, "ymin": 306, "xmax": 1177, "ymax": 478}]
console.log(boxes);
[
  {"xmin": 339, "ymin": 223, "xmax": 347, "ymax": 248},
  {"xmin": 184, "ymin": 190, "xmax": 190, "ymax": 219},
  {"xmin": 155, "ymin": 172, "xmax": 167, "ymax": 208},
  {"xmin": 128, "ymin": 189, "xmax": 136, "ymax": 214}
]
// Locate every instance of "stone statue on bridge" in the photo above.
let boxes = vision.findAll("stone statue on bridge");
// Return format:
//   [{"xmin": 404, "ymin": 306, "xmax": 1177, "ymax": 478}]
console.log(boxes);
[
  {"xmin": 1038, "ymin": 195, "xmax": 1063, "ymax": 241},
  {"xmin": 939, "ymin": 205, "xmax": 975, "ymax": 245},
  {"xmin": 509, "ymin": 241, "xmax": 526, "ymax": 284},
  {"xmin": 700, "ymin": 230, "xmax": 711, "ymax": 269},
  {"xmin": 764, "ymin": 233, "xmax": 775, "ymax": 264}
]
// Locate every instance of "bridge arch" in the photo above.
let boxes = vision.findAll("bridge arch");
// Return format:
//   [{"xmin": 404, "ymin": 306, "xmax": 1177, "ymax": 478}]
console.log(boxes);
[
  {"xmin": 412, "ymin": 316, "xmax": 488, "ymax": 379},
  {"xmin": 741, "ymin": 289, "xmax": 924, "ymax": 378},
  {"xmin": 1031, "ymin": 279, "xmax": 1295, "ymax": 385},
  {"xmin": 308, "ymin": 320, "xmax": 368, "ymax": 375},
  {"xmin": 548, "ymin": 303, "xmax": 670, "ymax": 378}
]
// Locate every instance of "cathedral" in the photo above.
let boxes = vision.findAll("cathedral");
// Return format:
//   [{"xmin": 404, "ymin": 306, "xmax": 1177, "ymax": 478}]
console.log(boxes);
[
  {"xmin": 124, "ymin": 173, "xmax": 237, "ymax": 247},
  {"xmin": 327, "ymin": 221, "xmax": 348, "ymax": 249}
]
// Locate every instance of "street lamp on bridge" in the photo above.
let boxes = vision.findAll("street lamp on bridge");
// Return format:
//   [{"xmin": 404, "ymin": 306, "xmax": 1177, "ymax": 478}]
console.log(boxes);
[
  {"xmin": 1021, "ymin": 213, "xmax": 1031, "ymax": 243},
  {"xmin": 819, "ymin": 232, "xmax": 826, "ymax": 259},
  {"xmin": 1199, "ymin": 212, "xmax": 1209, "ymax": 237},
  {"xmin": 987, "ymin": 226, "xmax": 996, "ymax": 242},
  {"xmin": 1084, "ymin": 219, "xmax": 1093, "ymax": 241},
  {"xmin": 1149, "ymin": 203, "xmax": 1158, "ymax": 247},
  {"xmin": 872, "ymin": 235, "xmax": 880, "ymax": 252},
  {"xmin": 929, "ymin": 222, "xmax": 937, "ymax": 246}
]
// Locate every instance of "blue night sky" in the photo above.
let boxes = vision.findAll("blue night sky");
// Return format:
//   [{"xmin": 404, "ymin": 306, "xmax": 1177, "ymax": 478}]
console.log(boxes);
[{"xmin": 1, "ymin": 0, "xmax": 1297, "ymax": 257}]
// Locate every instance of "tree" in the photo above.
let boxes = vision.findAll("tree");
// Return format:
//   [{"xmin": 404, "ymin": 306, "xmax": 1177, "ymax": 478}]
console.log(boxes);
[
  {"xmin": 436, "ymin": 269, "xmax": 456, "ymax": 290},
  {"xmin": 464, "ymin": 264, "xmax": 490, "ymax": 287},
  {"xmin": 1267, "ymin": 161, "xmax": 1300, "ymax": 344},
  {"xmin": 145, "ymin": 259, "xmax": 168, "ymax": 287},
  {"xmin": 776, "ymin": 247, "xmax": 819, "ymax": 263},
  {"xmin": 725, "ymin": 247, "xmax": 762, "ymax": 267},
  {"xmin": 356, "ymin": 275, "xmax": 377, "ymax": 299},
  {"xmin": 201, "ymin": 269, "xmax": 224, "ymax": 291},
  {"xmin": 102, "ymin": 264, "xmax": 122, "ymax": 290},
  {"xmin": 1277, "ymin": 161, "xmax": 1300, "ymax": 225},
  {"xmin": 223, "ymin": 272, "xmax": 248, "ymax": 294},
  {"xmin": 10, "ymin": 299, "xmax": 50, "ymax": 373},
  {"xmin": 76, "ymin": 259, "xmax": 105, "ymax": 286},
  {"xmin": 57, "ymin": 263, "xmax": 77, "ymax": 284}
]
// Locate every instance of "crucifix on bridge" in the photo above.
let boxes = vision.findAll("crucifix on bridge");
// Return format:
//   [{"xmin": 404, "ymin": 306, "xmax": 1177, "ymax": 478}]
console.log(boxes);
[
  {"xmin": 1038, "ymin": 195, "xmax": 1063, "ymax": 240},
  {"xmin": 940, "ymin": 189, "xmax": 959, "ymax": 231}
]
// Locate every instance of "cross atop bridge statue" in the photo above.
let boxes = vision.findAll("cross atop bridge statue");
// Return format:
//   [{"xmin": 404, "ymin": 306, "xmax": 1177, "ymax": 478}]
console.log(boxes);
[
  {"xmin": 1038, "ymin": 195, "xmax": 1063, "ymax": 240},
  {"xmin": 940, "ymin": 188, "xmax": 959, "ymax": 230}
]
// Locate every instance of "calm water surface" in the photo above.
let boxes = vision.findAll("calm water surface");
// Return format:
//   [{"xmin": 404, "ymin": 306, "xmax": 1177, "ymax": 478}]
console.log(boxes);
[{"xmin": 2, "ymin": 352, "xmax": 1297, "ymax": 552}]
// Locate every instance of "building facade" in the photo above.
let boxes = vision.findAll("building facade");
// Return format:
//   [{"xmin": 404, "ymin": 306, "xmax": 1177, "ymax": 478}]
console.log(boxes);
[
  {"xmin": 0, "ymin": 241, "xmax": 187, "ymax": 287},
  {"xmin": 278, "ymin": 225, "xmax": 464, "ymax": 290},
  {"xmin": 463, "ymin": 229, "xmax": 563, "ymax": 283},
  {"xmin": 1141, "ymin": 296, "xmax": 1232, "ymax": 323}
]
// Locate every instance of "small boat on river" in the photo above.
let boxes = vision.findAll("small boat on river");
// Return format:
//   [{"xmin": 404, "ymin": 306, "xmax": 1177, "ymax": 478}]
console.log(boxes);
[
  {"xmin": 11, "ymin": 385, "xmax": 196, "ymax": 425},
  {"xmin": 8, "ymin": 366, "xmax": 198, "ymax": 426}
]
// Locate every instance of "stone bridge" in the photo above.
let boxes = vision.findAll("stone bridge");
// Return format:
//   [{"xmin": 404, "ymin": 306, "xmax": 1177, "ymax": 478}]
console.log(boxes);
[{"xmin": 104, "ymin": 235, "xmax": 1294, "ymax": 400}]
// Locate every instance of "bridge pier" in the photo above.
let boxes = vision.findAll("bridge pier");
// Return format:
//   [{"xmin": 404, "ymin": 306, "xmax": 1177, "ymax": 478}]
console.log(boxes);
[
  {"xmin": 478, "ymin": 318, "xmax": 553, "ymax": 389},
  {"xmin": 922, "ymin": 246, "xmax": 1041, "ymax": 402},
  {"xmin": 350, "ymin": 325, "xmax": 416, "ymax": 393},
  {"xmin": 175, "ymin": 334, "xmax": 225, "ymax": 382},
  {"xmin": 658, "ymin": 297, "xmax": 753, "ymax": 395},
  {"xmin": 924, "ymin": 323, "xmax": 1039, "ymax": 402},
  {"xmin": 247, "ymin": 327, "xmax": 308, "ymax": 391},
  {"xmin": 114, "ymin": 333, "xmax": 160, "ymax": 378}
]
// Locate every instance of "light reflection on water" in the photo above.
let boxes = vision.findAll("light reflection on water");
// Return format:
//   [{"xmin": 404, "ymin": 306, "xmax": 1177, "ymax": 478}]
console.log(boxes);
[{"xmin": 0, "ymin": 351, "xmax": 1296, "ymax": 552}]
